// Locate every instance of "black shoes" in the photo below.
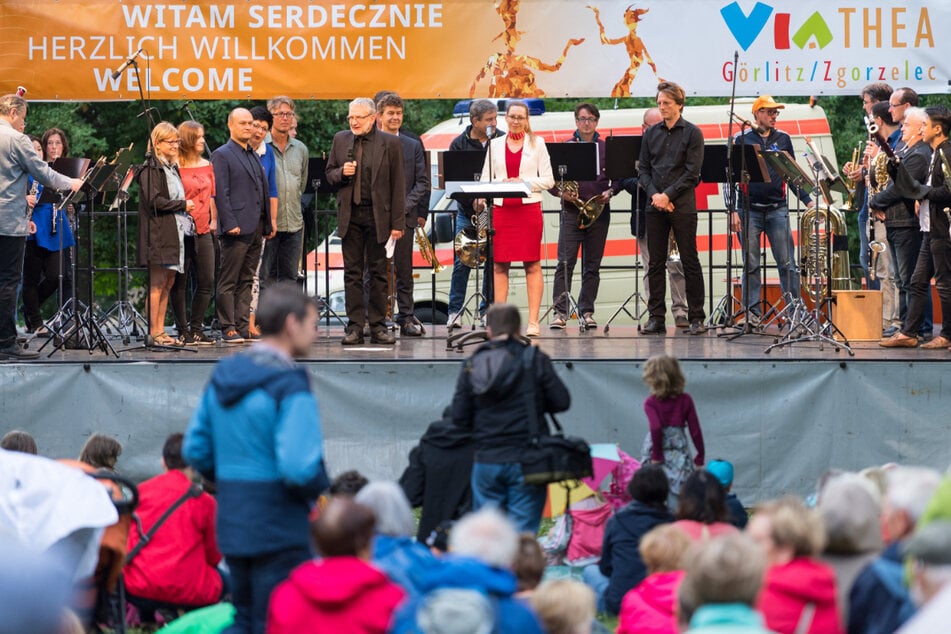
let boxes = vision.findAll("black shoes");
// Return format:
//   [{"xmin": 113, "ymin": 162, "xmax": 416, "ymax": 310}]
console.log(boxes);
[
  {"xmin": 641, "ymin": 319, "xmax": 666, "ymax": 334},
  {"xmin": 399, "ymin": 320, "xmax": 424, "ymax": 337},
  {"xmin": 688, "ymin": 320, "xmax": 707, "ymax": 335},
  {"xmin": 341, "ymin": 329, "xmax": 364, "ymax": 346}
]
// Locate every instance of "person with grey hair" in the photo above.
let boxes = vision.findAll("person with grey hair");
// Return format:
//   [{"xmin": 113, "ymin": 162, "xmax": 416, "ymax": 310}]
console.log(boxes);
[
  {"xmin": 678, "ymin": 533, "xmax": 773, "ymax": 633},
  {"xmin": 446, "ymin": 99, "xmax": 504, "ymax": 329},
  {"xmin": 263, "ymin": 95, "xmax": 309, "ymax": 290},
  {"xmin": 326, "ymin": 97, "xmax": 406, "ymax": 345},
  {"xmin": 896, "ymin": 521, "xmax": 951, "ymax": 634},
  {"xmin": 355, "ymin": 481, "xmax": 440, "ymax": 599},
  {"xmin": 849, "ymin": 466, "xmax": 941, "ymax": 634},
  {"xmin": 818, "ymin": 473, "xmax": 883, "ymax": 618},
  {"xmin": 0, "ymin": 93, "xmax": 81, "ymax": 359},
  {"xmin": 390, "ymin": 508, "xmax": 545, "ymax": 634}
]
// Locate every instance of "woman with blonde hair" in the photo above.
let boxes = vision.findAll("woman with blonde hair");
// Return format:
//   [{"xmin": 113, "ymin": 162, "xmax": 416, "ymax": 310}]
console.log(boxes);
[
  {"xmin": 170, "ymin": 120, "xmax": 217, "ymax": 345},
  {"xmin": 137, "ymin": 121, "xmax": 194, "ymax": 346},
  {"xmin": 478, "ymin": 100, "xmax": 554, "ymax": 336}
]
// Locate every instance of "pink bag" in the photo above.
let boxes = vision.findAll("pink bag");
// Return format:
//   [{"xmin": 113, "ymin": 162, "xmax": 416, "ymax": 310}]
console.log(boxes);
[
  {"xmin": 566, "ymin": 500, "xmax": 613, "ymax": 564},
  {"xmin": 604, "ymin": 449, "xmax": 641, "ymax": 510}
]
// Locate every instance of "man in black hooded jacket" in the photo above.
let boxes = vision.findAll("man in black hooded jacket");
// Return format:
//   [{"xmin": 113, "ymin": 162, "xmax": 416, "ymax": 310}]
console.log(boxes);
[{"xmin": 451, "ymin": 303, "xmax": 571, "ymax": 534}]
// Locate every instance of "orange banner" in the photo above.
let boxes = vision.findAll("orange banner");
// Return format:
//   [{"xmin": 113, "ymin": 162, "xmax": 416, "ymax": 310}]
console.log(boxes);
[{"xmin": 1, "ymin": 0, "xmax": 947, "ymax": 100}]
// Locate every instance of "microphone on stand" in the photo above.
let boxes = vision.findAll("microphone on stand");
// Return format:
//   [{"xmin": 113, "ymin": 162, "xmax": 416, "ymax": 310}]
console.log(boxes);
[
  {"xmin": 112, "ymin": 48, "xmax": 144, "ymax": 80},
  {"xmin": 177, "ymin": 99, "xmax": 195, "ymax": 113},
  {"xmin": 730, "ymin": 112, "xmax": 767, "ymax": 135},
  {"xmin": 486, "ymin": 125, "xmax": 496, "ymax": 137}
]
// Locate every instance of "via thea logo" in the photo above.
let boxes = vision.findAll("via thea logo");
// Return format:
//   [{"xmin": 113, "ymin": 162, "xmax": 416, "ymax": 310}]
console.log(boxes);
[{"xmin": 720, "ymin": 2, "xmax": 833, "ymax": 51}]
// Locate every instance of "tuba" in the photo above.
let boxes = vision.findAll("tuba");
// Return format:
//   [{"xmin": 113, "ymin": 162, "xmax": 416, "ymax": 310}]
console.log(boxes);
[
  {"xmin": 556, "ymin": 180, "xmax": 606, "ymax": 229},
  {"xmin": 415, "ymin": 225, "xmax": 444, "ymax": 273},
  {"xmin": 799, "ymin": 204, "xmax": 852, "ymax": 296},
  {"xmin": 454, "ymin": 205, "xmax": 487, "ymax": 268}
]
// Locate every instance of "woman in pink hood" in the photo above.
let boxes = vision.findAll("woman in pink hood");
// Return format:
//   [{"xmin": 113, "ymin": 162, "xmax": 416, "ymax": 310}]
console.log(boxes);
[
  {"xmin": 618, "ymin": 524, "xmax": 693, "ymax": 634},
  {"xmin": 747, "ymin": 497, "xmax": 844, "ymax": 634},
  {"xmin": 267, "ymin": 497, "xmax": 406, "ymax": 634}
]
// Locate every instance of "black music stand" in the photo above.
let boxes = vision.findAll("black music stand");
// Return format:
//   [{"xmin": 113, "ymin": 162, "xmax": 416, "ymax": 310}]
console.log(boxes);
[
  {"xmin": 601, "ymin": 136, "xmax": 645, "ymax": 333},
  {"xmin": 442, "ymin": 150, "xmax": 493, "ymax": 330},
  {"xmin": 540, "ymin": 142, "xmax": 598, "ymax": 332},
  {"xmin": 700, "ymin": 142, "xmax": 767, "ymax": 337},
  {"xmin": 306, "ymin": 156, "xmax": 346, "ymax": 331},
  {"xmin": 445, "ymin": 181, "xmax": 529, "ymax": 351},
  {"xmin": 39, "ymin": 156, "xmax": 121, "ymax": 357}
]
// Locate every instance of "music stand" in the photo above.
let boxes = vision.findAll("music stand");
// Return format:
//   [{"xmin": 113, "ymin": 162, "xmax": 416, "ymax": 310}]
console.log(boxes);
[
  {"xmin": 700, "ymin": 142, "xmax": 768, "ymax": 337},
  {"xmin": 39, "ymin": 156, "xmax": 122, "ymax": 357},
  {"xmin": 305, "ymin": 156, "xmax": 346, "ymax": 330},
  {"xmin": 445, "ymin": 181, "xmax": 529, "ymax": 351},
  {"xmin": 540, "ymin": 142, "xmax": 598, "ymax": 332},
  {"xmin": 763, "ymin": 150, "xmax": 853, "ymax": 355},
  {"xmin": 442, "ymin": 150, "xmax": 493, "ymax": 330},
  {"xmin": 602, "ymin": 136, "xmax": 646, "ymax": 334}
]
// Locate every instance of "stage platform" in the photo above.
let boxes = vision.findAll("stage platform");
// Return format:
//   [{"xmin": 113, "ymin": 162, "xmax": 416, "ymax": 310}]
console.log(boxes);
[{"xmin": 2, "ymin": 323, "xmax": 949, "ymax": 505}]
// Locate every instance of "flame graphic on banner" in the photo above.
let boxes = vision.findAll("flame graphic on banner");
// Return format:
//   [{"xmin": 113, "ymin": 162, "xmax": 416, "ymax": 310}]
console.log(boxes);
[{"xmin": 588, "ymin": 4, "xmax": 662, "ymax": 97}]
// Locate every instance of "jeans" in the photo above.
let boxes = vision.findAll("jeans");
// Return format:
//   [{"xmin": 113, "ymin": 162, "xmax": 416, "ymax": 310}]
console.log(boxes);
[
  {"xmin": 887, "ymin": 226, "xmax": 932, "ymax": 335},
  {"xmin": 448, "ymin": 210, "xmax": 489, "ymax": 316},
  {"xmin": 582, "ymin": 564, "xmax": 609, "ymax": 614},
  {"xmin": 225, "ymin": 547, "xmax": 310, "ymax": 634},
  {"xmin": 645, "ymin": 209, "xmax": 705, "ymax": 322},
  {"xmin": 171, "ymin": 233, "xmax": 216, "ymax": 333},
  {"xmin": 471, "ymin": 462, "xmax": 547, "ymax": 535},
  {"xmin": 737, "ymin": 206, "xmax": 799, "ymax": 315},
  {"xmin": 552, "ymin": 210, "xmax": 610, "ymax": 316},
  {"xmin": 260, "ymin": 229, "xmax": 303, "ymax": 291},
  {"xmin": 0, "ymin": 235, "xmax": 26, "ymax": 347}
]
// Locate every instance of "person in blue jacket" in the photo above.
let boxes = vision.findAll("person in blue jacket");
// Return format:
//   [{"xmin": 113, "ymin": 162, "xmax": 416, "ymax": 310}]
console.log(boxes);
[{"xmin": 184, "ymin": 283, "xmax": 328, "ymax": 634}]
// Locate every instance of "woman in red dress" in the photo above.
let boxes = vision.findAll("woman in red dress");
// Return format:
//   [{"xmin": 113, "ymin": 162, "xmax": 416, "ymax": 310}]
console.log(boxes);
[{"xmin": 478, "ymin": 100, "xmax": 554, "ymax": 336}]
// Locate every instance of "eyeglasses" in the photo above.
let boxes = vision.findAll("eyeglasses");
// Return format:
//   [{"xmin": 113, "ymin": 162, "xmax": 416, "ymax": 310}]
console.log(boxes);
[
  {"xmin": 576, "ymin": 116, "xmax": 598, "ymax": 123},
  {"xmin": 763, "ymin": 109, "xmax": 781, "ymax": 117},
  {"xmin": 888, "ymin": 102, "xmax": 904, "ymax": 108},
  {"xmin": 506, "ymin": 114, "xmax": 527, "ymax": 121},
  {"xmin": 161, "ymin": 139, "xmax": 180, "ymax": 145},
  {"xmin": 347, "ymin": 113, "xmax": 374, "ymax": 122},
  {"xmin": 251, "ymin": 123, "xmax": 269, "ymax": 132},
  {"xmin": 272, "ymin": 111, "xmax": 294, "ymax": 118}
]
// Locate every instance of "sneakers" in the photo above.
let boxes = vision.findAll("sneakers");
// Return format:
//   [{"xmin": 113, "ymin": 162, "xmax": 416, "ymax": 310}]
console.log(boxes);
[
  {"xmin": 526, "ymin": 322, "xmax": 540, "ymax": 337},
  {"xmin": 688, "ymin": 320, "xmax": 707, "ymax": 335},
  {"xmin": 221, "ymin": 329, "xmax": 245, "ymax": 344},
  {"xmin": 582, "ymin": 313, "xmax": 597, "ymax": 329},
  {"xmin": 0, "ymin": 342, "xmax": 39, "ymax": 360},
  {"xmin": 446, "ymin": 312, "xmax": 462, "ymax": 330},
  {"xmin": 550, "ymin": 314, "xmax": 567, "ymax": 330},
  {"xmin": 185, "ymin": 330, "xmax": 216, "ymax": 346},
  {"xmin": 882, "ymin": 325, "xmax": 900, "ymax": 338}
]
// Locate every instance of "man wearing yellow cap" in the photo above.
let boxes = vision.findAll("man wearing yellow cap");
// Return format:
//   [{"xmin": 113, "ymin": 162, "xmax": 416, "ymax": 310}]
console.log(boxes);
[{"xmin": 730, "ymin": 95, "xmax": 813, "ymax": 326}]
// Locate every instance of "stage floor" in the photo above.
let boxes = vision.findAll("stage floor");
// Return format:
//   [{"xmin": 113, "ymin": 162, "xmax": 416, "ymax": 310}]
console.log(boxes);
[{"xmin": 15, "ymin": 322, "xmax": 949, "ymax": 364}]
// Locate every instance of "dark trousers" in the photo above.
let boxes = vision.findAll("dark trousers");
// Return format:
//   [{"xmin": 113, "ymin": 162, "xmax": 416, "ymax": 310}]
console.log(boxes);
[
  {"xmin": 171, "ymin": 233, "xmax": 216, "ymax": 334},
  {"xmin": 21, "ymin": 240, "xmax": 72, "ymax": 330},
  {"xmin": 887, "ymin": 226, "xmax": 932, "ymax": 336},
  {"xmin": 260, "ymin": 230, "xmax": 303, "ymax": 291},
  {"xmin": 0, "ymin": 235, "xmax": 25, "ymax": 348},
  {"xmin": 552, "ymin": 210, "xmax": 610, "ymax": 316},
  {"xmin": 393, "ymin": 218, "xmax": 415, "ymax": 321},
  {"xmin": 646, "ymin": 209, "xmax": 705, "ymax": 321},
  {"xmin": 225, "ymin": 548, "xmax": 309, "ymax": 634},
  {"xmin": 342, "ymin": 206, "xmax": 387, "ymax": 330},
  {"xmin": 217, "ymin": 224, "xmax": 263, "ymax": 334},
  {"xmin": 903, "ymin": 230, "xmax": 951, "ymax": 339}
]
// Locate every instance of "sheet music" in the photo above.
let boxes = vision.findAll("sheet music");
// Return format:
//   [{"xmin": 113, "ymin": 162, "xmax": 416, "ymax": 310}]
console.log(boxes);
[{"xmin": 457, "ymin": 182, "xmax": 531, "ymax": 195}]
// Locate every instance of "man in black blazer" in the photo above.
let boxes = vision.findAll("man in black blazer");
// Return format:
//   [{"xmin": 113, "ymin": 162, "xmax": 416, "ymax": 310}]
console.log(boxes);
[
  {"xmin": 326, "ymin": 97, "xmax": 406, "ymax": 345},
  {"xmin": 377, "ymin": 92, "xmax": 431, "ymax": 337},
  {"xmin": 212, "ymin": 108, "xmax": 270, "ymax": 344}
]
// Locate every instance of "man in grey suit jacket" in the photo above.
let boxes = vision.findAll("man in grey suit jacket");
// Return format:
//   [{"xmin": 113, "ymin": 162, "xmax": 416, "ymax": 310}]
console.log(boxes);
[
  {"xmin": 212, "ymin": 108, "xmax": 270, "ymax": 344},
  {"xmin": 326, "ymin": 98, "xmax": 406, "ymax": 345}
]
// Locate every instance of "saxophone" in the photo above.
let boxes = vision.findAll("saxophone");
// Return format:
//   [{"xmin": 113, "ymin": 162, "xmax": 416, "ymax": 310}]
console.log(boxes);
[
  {"xmin": 415, "ymin": 225, "xmax": 444, "ymax": 272},
  {"xmin": 556, "ymin": 180, "xmax": 606, "ymax": 229}
]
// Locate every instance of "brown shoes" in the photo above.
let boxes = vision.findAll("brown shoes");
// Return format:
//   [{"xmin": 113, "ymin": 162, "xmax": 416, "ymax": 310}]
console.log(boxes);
[
  {"xmin": 879, "ymin": 333, "xmax": 918, "ymax": 348},
  {"xmin": 920, "ymin": 335, "xmax": 951, "ymax": 350}
]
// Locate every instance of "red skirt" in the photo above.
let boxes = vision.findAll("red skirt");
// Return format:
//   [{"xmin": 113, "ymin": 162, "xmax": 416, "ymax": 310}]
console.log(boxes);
[{"xmin": 491, "ymin": 200, "xmax": 542, "ymax": 263}]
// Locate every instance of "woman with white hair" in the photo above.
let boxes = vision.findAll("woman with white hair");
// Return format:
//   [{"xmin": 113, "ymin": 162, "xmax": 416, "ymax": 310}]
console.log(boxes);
[{"xmin": 354, "ymin": 480, "xmax": 440, "ymax": 599}]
